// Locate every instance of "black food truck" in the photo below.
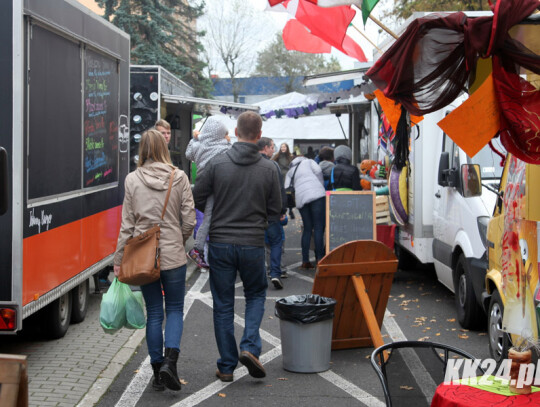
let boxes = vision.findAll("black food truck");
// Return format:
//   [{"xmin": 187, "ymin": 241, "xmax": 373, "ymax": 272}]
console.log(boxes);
[{"xmin": 0, "ymin": 0, "xmax": 130, "ymax": 338}]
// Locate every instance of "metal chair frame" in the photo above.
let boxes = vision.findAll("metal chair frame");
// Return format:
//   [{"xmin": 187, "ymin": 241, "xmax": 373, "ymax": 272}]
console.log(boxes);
[{"xmin": 370, "ymin": 340, "xmax": 486, "ymax": 407}]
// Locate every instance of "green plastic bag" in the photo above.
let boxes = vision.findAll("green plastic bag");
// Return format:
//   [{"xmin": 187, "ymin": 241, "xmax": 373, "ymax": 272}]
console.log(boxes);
[
  {"xmin": 125, "ymin": 290, "xmax": 146, "ymax": 329},
  {"xmin": 100, "ymin": 278, "xmax": 129, "ymax": 334}
]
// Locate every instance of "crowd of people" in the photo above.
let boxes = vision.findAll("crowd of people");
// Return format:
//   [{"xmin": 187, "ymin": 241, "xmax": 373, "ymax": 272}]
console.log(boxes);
[{"xmin": 111, "ymin": 112, "xmax": 363, "ymax": 391}]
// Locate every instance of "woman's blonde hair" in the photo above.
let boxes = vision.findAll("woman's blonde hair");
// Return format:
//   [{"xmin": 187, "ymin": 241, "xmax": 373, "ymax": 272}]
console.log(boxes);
[{"xmin": 138, "ymin": 129, "xmax": 174, "ymax": 167}]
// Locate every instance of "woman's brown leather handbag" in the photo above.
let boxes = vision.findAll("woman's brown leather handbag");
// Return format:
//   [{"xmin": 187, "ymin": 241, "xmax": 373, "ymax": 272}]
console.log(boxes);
[{"xmin": 118, "ymin": 169, "xmax": 175, "ymax": 286}]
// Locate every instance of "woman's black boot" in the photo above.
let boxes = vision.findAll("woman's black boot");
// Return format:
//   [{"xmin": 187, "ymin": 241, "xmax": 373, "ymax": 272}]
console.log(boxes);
[
  {"xmin": 159, "ymin": 348, "xmax": 181, "ymax": 391},
  {"xmin": 151, "ymin": 362, "xmax": 165, "ymax": 391}
]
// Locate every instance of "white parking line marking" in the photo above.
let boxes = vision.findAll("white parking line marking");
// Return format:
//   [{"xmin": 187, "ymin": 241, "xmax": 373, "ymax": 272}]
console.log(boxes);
[
  {"xmin": 115, "ymin": 264, "xmax": 411, "ymax": 407},
  {"xmin": 114, "ymin": 273, "xmax": 209, "ymax": 407},
  {"xmin": 318, "ymin": 370, "xmax": 386, "ymax": 407}
]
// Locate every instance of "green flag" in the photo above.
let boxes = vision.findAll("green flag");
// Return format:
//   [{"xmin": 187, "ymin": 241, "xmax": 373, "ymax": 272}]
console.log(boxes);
[{"xmin": 361, "ymin": 0, "xmax": 380, "ymax": 24}]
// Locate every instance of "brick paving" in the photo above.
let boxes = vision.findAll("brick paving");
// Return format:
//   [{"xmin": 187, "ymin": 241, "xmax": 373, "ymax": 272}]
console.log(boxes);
[{"xmin": 0, "ymin": 240, "xmax": 197, "ymax": 406}]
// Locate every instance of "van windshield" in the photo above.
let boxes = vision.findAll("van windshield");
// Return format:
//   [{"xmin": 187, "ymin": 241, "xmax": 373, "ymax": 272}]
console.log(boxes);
[{"xmin": 469, "ymin": 139, "xmax": 506, "ymax": 180}]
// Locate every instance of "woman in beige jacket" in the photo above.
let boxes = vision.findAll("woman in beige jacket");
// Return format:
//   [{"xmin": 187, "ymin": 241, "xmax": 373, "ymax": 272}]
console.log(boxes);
[{"xmin": 113, "ymin": 129, "xmax": 195, "ymax": 392}]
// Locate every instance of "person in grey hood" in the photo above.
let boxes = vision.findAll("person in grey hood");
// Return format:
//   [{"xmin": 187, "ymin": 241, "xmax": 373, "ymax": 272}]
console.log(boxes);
[
  {"xmin": 185, "ymin": 116, "xmax": 231, "ymax": 269},
  {"xmin": 330, "ymin": 145, "xmax": 361, "ymax": 191},
  {"xmin": 114, "ymin": 129, "xmax": 196, "ymax": 392},
  {"xmin": 193, "ymin": 111, "xmax": 281, "ymax": 382}
]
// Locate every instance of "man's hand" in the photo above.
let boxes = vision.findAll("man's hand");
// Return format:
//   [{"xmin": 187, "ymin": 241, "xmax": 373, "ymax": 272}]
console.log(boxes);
[
  {"xmin": 193, "ymin": 130, "xmax": 200, "ymax": 139},
  {"xmin": 113, "ymin": 265, "xmax": 121, "ymax": 277},
  {"xmin": 280, "ymin": 214, "xmax": 286, "ymax": 221}
]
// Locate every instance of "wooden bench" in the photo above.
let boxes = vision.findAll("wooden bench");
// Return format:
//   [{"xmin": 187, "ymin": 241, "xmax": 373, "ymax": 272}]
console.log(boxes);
[{"xmin": 313, "ymin": 240, "xmax": 398, "ymax": 350}]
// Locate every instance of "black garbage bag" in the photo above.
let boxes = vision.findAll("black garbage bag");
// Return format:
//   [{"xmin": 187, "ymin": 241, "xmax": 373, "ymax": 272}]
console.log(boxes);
[{"xmin": 275, "ymin": 294, "xmax": 336, "ymax": 324}]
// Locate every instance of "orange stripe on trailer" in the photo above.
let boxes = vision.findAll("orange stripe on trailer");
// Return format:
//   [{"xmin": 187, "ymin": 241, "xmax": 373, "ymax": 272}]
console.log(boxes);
[{"xmin": 22, "ymin": 206, "xmax": 122, "ymax": 306}]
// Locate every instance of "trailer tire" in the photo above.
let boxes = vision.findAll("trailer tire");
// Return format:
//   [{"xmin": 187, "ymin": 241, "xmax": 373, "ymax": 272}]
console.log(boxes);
[
  {"xmin": 44, "ymin": 292, "xmax": 72, "ymax": 339},
  {"xmin": 455, "ymin": 254, "xmax": 485, "ymax": 329},
  {"xmin": 488, "ymin": 290, "xmax": 511, "ymax": 365},
  {"xmin": 71, "ymin": 279, "xmax": 90, "ymax": 323}
]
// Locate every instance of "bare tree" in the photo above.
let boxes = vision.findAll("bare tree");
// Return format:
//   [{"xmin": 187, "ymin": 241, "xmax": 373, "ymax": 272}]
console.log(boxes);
[{"xmin": 200, "ymin": 0, "xmax": 274, "ymax": 102}]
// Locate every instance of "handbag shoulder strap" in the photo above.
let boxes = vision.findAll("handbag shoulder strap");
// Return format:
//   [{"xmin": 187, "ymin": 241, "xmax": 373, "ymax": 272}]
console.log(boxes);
[
  {"xmin": 289, "ymin": 161, "xmax": 301, "ymax": 185},
  {"xmin": 160, "ymin": 169, "xmax": 175, "ymax": 220}
]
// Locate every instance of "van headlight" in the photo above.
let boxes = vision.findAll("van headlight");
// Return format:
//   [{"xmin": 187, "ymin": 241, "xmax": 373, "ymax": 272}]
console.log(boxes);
[{"xmin": 477, "ymin": 216, "xmax": 489, "ymax": 249}]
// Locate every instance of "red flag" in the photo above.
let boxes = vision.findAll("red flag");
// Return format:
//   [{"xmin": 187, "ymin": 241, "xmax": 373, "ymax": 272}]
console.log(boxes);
[
  {"xmin": 340, "ymin": 34, "xmax": 367, "ymax": 62},
  {"xmin": 268, "ymin": 0, "xmax": 287, "ymax": 6},
  {"xmin": 282, "ymin": 19, "xmax": 332, "ymax": 53},
  {"xmin": 294, "ymin": 0, "xmax": 356, "ymax": 49}
]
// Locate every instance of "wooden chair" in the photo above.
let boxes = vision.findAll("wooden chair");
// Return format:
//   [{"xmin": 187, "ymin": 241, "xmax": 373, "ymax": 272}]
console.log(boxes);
[
  {"xmin": 312, "ymin": 240, "xmax": 398, "ymax": 350},
  {"xmin": 370, "ymin": 341, "xmax": 485, "ymax": 407}
]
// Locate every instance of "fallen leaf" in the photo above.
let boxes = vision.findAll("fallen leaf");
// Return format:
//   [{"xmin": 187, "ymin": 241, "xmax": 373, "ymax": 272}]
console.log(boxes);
[
  {"xmin": 180, "ymin": 379, "xmax": 188, "ymax": 385},
  {"xmin": 268, "ymin": 316, "xmax": 274, "ymax": 319},
  {"xmin": 436, "ymin": 333, "xmax": 441, "ymax": 336},
  {"xmin": 418, "ymin": 336, "xmax": 430, "ymax": 342},
  {"xmin": 388, "ymin": 314, "xmax": 396, "ymax": 317},
  {"xmin": 398, "ymin": 294, "xmax": 406, "ymax": 298},
  {"xmin": 218, "ymin": 393, "xmax": 226, "ymax": 398},
  {"xmin": 134, "ymin": 370, "xmax": 139, "ymax": 373},
  {"xmin": 478, "ymin": 332, "xmax": 487, "ymax": 336},
  {"xmin": 277, "ymin": 377, "xmax": 288, "ymax": 381},
  {"xmin": 458, "ymin": 334, "xmax": 469, "ymax": 339},
  {"xmin": 460, "ymin": 329, "xmax": 469, "ymax": 332},
  {"xmin": 400, "ymin": 385, "xmax": 414, "ymax": 390},
  {"xmin": 447, "ymin": 318, "xmax": 456, "ymax": 322}
]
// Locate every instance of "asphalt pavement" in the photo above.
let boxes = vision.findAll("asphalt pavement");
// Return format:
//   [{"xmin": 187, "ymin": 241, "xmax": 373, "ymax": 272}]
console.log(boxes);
[{"xmin": 0, "ymin": 212, "xmax": 492, "ymax": 406}]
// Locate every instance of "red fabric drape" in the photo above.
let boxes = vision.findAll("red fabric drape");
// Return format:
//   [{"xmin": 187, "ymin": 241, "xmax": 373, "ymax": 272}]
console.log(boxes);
[{"xmin": 366, "ymin": 0, "xmax": 540, "ymax": 164}]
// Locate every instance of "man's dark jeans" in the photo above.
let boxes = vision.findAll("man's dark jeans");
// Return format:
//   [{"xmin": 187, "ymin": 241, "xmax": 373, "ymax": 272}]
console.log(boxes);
[
  {"xmin": 208, "ymin": 242, "xmax": 268, "ymax": 374},
  {"xmin": 265, "ymin": 220, "xmax": 283, "ymax": 279}
]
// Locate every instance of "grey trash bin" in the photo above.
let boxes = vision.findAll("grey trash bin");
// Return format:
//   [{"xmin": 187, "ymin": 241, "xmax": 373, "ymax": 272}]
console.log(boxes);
[{"xmin": 275, "ymin": 294, "xmax": 336, "ymax": 373}]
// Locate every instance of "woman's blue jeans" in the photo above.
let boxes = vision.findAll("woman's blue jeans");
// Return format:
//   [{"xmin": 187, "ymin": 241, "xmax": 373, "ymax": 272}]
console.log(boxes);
[
  {"xmin": 140, "ymin": 265, "xmax": 186, "ymax": 364},
  {"xmin": 299, "ymin": 196, "xmax": 326, "ymax": 263}
]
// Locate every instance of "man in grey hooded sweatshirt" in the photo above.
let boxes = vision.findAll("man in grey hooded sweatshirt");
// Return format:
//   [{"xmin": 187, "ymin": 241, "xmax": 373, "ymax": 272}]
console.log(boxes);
[{"xmin": 193, "ymin": 111, "xmax": 281, "ymax": 382}]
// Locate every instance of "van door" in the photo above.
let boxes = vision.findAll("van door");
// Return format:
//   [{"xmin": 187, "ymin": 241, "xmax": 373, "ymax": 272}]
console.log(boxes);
[{"xmin": 433, "ymin": 133, "xmax": 459, "ymax": 290}]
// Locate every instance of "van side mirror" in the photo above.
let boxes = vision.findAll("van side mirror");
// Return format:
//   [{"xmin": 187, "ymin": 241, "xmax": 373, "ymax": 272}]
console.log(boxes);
[
  {"xmin": 438, "ymin": 152, "xmax": 449, "ymax": 186},
  {"xmin": 461, "ymin": 164, "xmax": 482, "ymax": 197},
  {"xmin": 0, "ymin": 147, "xmax": 8, "ymax": 215}
]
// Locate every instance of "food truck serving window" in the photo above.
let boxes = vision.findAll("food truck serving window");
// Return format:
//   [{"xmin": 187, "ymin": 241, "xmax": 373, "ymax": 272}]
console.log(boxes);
[{"xmin": 27, "ymin": 25, "xmax": 119, "ymax": 203}]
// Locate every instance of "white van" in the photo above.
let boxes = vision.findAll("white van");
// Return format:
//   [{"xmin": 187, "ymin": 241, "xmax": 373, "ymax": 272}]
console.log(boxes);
[{"xmin": 390, "ymin": 98, "xmax": 504, "ymax": 328}]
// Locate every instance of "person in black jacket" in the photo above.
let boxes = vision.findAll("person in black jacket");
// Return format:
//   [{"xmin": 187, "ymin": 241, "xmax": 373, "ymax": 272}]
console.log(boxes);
[
  {"xmin": 257, "ymin": 137, "xmax": 287, "ymax": 289},
  {"xmin": 193, "ymin": 112, "xmax": 281, "ymax": 383},
  {"xmin": 329, "ymin": 145, "xmax": 361, "ymax": 191}
]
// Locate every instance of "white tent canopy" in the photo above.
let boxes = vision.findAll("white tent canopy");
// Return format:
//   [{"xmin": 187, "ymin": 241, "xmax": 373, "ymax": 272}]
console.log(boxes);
[
  {"xmin": 211, "ymin": 113, "xmax": 349, "ymax": 153},
  {"xmin": 205, "ymin": 92, "xmax": 349, "ymax": 152}
]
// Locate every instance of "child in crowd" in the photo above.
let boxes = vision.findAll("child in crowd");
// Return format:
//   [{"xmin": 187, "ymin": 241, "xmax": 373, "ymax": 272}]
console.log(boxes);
[{"xmin": 185, "ymin": 117, "xmax": 231, "ymax": 268}]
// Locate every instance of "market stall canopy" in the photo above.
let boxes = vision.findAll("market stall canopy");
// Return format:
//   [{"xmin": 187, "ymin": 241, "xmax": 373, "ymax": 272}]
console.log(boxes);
[
  {"xmin": 212, "ymin": 111, "xmax": 349, "ymax": 152},
  {"xmin": 161, "ymin": 94, "xmax": 260, "ymax": 117}
]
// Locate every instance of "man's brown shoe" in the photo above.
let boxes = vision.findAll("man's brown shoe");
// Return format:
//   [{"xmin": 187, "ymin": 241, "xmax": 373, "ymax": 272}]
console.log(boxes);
[
  {"xmin": 239, "ymin": 351, "xmax": 266, "ymax": 378},
  {"xmin": 300, "ymin": 262, "xmax": 314, "ymax": 269},
  {"xmin": 216, "ymin": 369, "xmax": 233, "ymax": 382}
]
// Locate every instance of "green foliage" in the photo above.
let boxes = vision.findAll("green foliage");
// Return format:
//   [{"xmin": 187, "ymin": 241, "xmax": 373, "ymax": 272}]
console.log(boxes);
[
  {"xmin": 390, "ymin": 0, "xmax": 489, "ymax": 20},
  {"xmin": 96, "ymin": 0, "xmax": 213, "ymax": 97},
  {"xmin": 255, "ymin": 34, "xmax": 342, "ymax": 93}
]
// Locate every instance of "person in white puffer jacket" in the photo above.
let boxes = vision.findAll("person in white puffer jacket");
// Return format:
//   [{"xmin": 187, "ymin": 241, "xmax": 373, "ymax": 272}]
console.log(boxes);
[{"xmin": 284, "ymin": 156, "xmax": 326, "ymax": 268}]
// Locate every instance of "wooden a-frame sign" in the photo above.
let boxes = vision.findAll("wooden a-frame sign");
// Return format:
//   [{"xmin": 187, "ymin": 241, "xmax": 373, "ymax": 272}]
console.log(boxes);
[{"xmin": 313, "ymin": 240, "xmax": 397, "ymax": 350}]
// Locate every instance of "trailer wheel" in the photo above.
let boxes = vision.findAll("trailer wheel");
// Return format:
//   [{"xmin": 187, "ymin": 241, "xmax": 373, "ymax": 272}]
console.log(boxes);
[
  {"xmin": 488, "ymin": 290, "xmax": 511, "ymax": 365},
  {"xmin": 454, "ymin": 254, "xmax": 485, "ymax": 329},
  {"xmin": 71, "ymin": 279, "xmax": 90, "ymax": 323},
  {"xmin": 44, "ymin": 292, "xmax": 72, "ymax": 339}
]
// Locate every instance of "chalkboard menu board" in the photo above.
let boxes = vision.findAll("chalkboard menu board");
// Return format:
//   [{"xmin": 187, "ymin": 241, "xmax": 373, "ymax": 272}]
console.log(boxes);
[
  {"xmin": 326, "ymin": 191, "xmax": 376, "ymax": 253},
  {"xmin": 84, "ymin": 49, "xmax": 119, "ymax": 188}
]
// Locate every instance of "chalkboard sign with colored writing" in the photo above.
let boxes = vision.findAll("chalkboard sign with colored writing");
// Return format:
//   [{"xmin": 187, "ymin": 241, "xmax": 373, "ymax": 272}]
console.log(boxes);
[
  {"xmin": 84, "ymin": 49, "xmax": 119, "ymax": 188},
  {"xmin": 326, "ymin": 191, "xmax": 376, "ymax": 253}
]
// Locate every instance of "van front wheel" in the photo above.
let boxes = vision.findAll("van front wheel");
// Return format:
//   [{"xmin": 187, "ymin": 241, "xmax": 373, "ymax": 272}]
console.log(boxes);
[
  {"xmin": 488, "ymin": 290, "xmax": 511, "ymax": 365},
  {"xmin": 454, "ymin": 254, "xmax": 484, "ymax": 329}
]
